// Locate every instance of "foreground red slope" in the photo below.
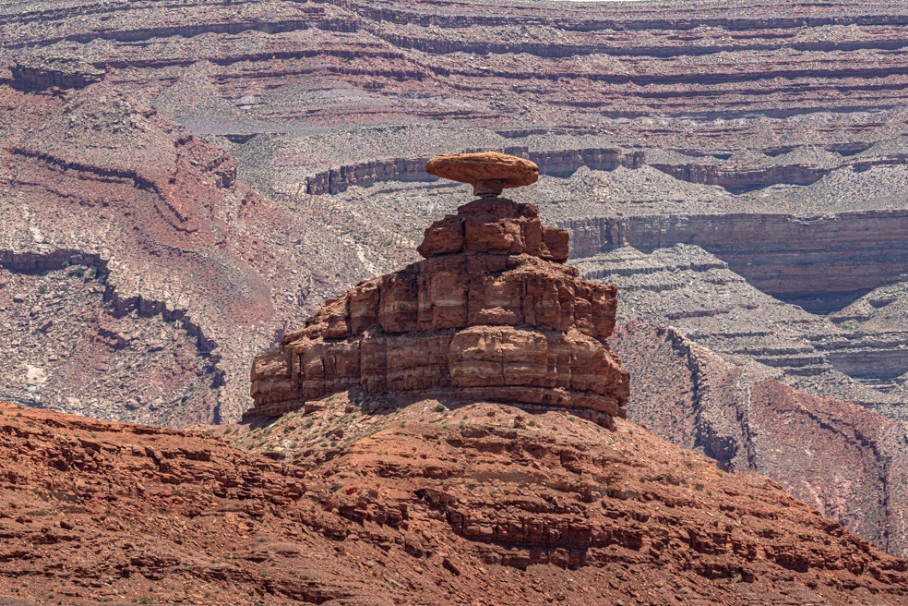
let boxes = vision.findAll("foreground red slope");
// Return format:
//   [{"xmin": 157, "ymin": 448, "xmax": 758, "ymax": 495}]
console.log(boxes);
[
  {"xmin": 612, "ymin": 322, "xmax": 908, "ymax": 558},
  {"xmin": 1, "ymin": 399, "xmax": 907, "ymax": 605}
]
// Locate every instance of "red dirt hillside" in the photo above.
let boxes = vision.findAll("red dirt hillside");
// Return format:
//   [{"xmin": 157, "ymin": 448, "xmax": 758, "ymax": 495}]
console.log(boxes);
[{"xmin": 0, "ymin": 398, "xmax": 907, "ymax": 606}]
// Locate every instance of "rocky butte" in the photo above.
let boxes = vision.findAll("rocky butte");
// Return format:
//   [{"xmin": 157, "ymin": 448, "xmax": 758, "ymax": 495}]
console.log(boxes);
[
  {"xmin": 247, "ymin": 152, "xmax": 630, "ymax": 427},
  {"xmin": 2, "ymin": 153, "xmax": 908, "ymax": 605}
]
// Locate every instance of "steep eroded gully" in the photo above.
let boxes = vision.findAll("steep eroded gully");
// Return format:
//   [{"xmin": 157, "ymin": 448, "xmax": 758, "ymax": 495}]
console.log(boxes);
[
  {"xmin": 0, "ymin": 249, "xmax": 224, "ymax": 427},
  {"xmin": 611, "ymin": 322, "xmax": 908, "ymax": 557}
]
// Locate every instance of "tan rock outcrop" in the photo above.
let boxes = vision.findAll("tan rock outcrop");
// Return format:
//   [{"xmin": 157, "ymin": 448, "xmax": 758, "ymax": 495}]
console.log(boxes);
[{"xmin": 247, "ymin": 197, "xmax": 629, "ymax": 425}]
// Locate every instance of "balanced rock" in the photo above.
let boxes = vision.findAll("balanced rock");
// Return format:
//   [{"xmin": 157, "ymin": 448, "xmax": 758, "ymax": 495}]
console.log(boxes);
[
  {"xmin": 425, "ymin": 151, "xmax": 539, "ymax": 197},
  {"xmin": 247, "ymin": 191, "xmax": 630, "ymax": 426}
]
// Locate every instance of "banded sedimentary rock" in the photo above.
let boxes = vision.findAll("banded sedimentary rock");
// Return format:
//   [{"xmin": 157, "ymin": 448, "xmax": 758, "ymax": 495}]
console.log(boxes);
[
  {"xmin": 10, "ymin": 57, "xmax": 105, "ymax": 92},
  {"xmin": 248, "ymin": 197, "xmax": 629, "ymax": 425}
]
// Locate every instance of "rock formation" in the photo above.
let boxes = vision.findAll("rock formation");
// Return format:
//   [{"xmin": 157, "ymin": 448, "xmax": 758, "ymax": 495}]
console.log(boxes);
[
  {"xmin": 0, "ymin": 76, "xmax": 369, "ymax": 426},
  {"xmin": 7, "ymin": 0, "xmax": 908, "ymax": 435},
  {"xmin": 566, "ymin": 210, "xmax": 908, "ymax": 315},
  {"xmin": 4, "ymin": 397, "xmax": 908, "ymax": 605},
  {"xmin": 6, "ymin": 0, "xmax": 908, "ymax": 136},
  {"xmin": 612, "ymin": 321, "xmax": 908, "ymax": 558},
  {"xmin": 5, "ymin": 0, "xmax": 908, "ymax": 569},
  {"xmin": 10, "ymin": 57, "xmax": 105, "ymax": 92},
  {"xmin": 425, "ymin": 151, "xmax": 539, "ymax": 196},
  {"xmin": 248, "ymin": 155, "xmax": 629, "ymax": 425}
]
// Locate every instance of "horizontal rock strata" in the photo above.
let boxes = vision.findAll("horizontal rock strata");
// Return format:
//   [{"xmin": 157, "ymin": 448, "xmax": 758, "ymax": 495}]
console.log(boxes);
[
  {"xmin": 8, "ymin": 0, "xmax": 908, "ymax": 128},
  {"xmin": 5, "ymin": 399, "xmax": 908, "ymax": 604},
  {"xmin": 301, "ymin": 147, "xmax": 643, "ymax": 196},
  {"xmin": 248, "ymin": 199, "xmax": 629, "ymax": 423},
  {"xmin": 564, "ymin": 210, "xmax": 908, "ymax": 314},
  {"xmin": 10, "ymin": 57, "xmax": 105, "ymax": 92}
]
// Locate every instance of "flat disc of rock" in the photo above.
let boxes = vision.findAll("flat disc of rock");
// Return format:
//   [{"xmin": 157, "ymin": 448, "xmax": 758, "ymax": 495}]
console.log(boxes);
[{"xmin": 425, "ymin": 152, "xmax": 539, "ymax": 196}]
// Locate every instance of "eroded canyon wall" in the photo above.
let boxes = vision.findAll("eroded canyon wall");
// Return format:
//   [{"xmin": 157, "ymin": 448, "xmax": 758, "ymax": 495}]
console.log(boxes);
[{"xmin": 565, "ymin": 210, "xmax": 908, "ymax": 313}]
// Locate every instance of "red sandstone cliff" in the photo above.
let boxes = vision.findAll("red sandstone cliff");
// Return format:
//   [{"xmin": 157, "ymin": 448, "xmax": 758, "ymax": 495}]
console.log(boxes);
[{"xmin": 249, "ymin": 198, "xmax": 629, "ymax": 426}]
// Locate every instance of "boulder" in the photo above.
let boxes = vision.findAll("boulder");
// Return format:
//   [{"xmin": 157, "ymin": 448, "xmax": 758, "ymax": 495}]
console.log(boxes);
[{"xmin": 425, "ymin": 152, "xmax": 539, "ymax": 197}]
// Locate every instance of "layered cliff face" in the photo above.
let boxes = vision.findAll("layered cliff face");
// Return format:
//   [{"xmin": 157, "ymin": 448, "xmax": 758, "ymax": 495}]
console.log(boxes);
[
  {"xmin": 0, "ymin": 251, "xmax": 221, "ymax": 426},
  {"xmin": 3, "ymin": 398, "xmax": 908, "ymax": 605},
  {"xmin": 4, "ymin": 0, "xmax": 908, "ymax": 431},
  {"xmin": 0, "ymin": 80, "xmax": 374, "ymax": 426},
  {"xmin": 565, "ymin": 210, "xmax": 908, "ymax": 314},
  {"xmin": 565, "ymin": 243, "xmax": 908, "ymax": 557},
  {"xmin": 249, "ymin": 198, "xmax": 629, "ymax": 425},
  {"xmin": 5, "ymin": 0, "xmax": 908, "ymax": 204},
  {"xmin": 10, "ymin": 56, "xmax": 105, "ymax": 92},
  {"xmin": 571, "ymin": 243, "xmax": 908, "ymax": 418},
  {"xmin": 5, "ymin": 0, "xmax": 908, "ymax": 134},
  {"xmin": 2, "ymin": 0, "xmax": 908, "ymax": 572}
]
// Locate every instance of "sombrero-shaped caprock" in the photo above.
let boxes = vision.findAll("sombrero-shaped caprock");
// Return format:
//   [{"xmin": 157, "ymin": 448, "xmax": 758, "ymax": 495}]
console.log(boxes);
[{"xmin": 425, "ymin": 151, "xmax": 539, "ymax": 197}]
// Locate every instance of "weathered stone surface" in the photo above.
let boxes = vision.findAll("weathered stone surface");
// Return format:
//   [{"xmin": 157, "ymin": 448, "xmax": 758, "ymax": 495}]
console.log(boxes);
[
  {"xmin": 611, "ymin": 321, "xmax": 908, "ymax": 558},
  {"xmin": 0, "ymin": 83, "xmax": 361, "ymax": 426},
  {"xmin": 248, "ymin": 197, "xmax": 628, "ymax": 423},
  {"xmin": 417, "ymin": 199, "xmax": 568, "ymax": 262},
  {"xmin": 10, "ymin": 57, "xmax": 105, "ymax": 92}
]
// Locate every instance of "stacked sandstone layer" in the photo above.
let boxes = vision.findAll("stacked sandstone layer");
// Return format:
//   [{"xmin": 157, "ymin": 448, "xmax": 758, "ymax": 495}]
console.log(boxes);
[{"xmin": 248, "ymin": 199, "xmax": 629, "ymax": 424}]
